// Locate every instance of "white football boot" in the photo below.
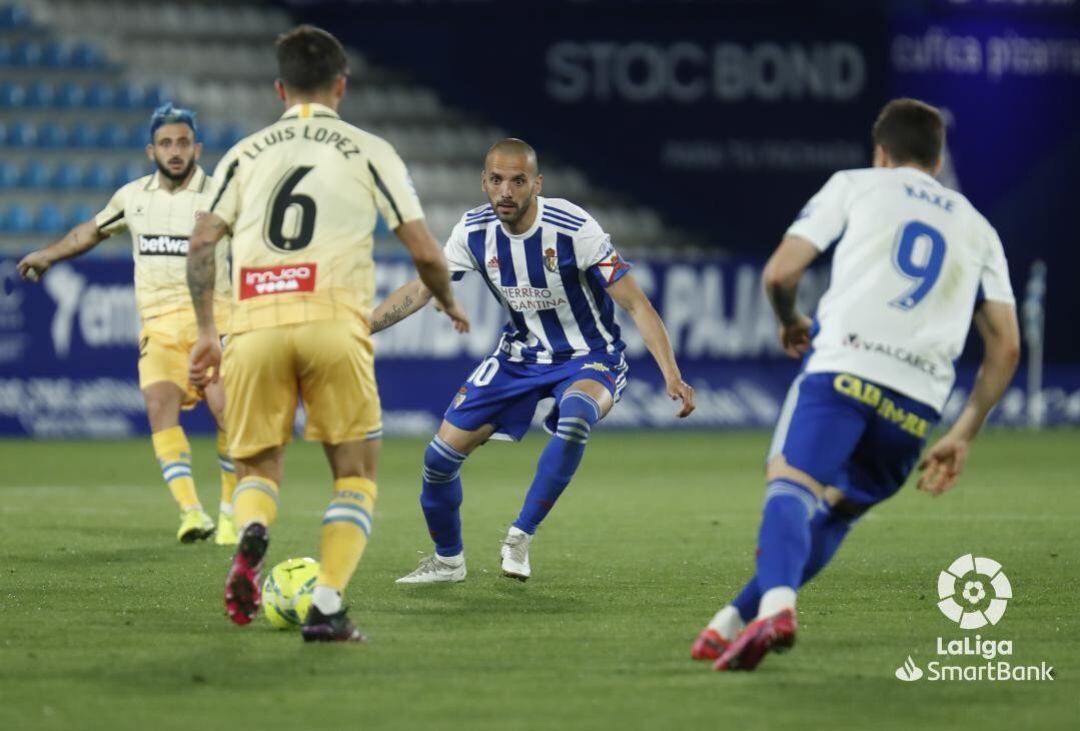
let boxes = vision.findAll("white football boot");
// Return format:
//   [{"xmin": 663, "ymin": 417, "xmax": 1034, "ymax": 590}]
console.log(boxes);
[
  {"xmin": 500, "ymin": 527, "xmax": 532, "ymax": 581},
  {"xmin": 395, "ymin": 554, "xmax": 466, "ymax": 584}
]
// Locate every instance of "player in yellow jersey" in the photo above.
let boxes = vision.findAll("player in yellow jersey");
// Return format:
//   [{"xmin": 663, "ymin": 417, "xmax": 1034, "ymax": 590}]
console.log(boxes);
[
  {"xmin": 17, "ymin": 104, "xmax": 240, "ymax": 545},
  {"xmin": 186, "ymin": 25, "xmax": 469, "ymax": 642}
]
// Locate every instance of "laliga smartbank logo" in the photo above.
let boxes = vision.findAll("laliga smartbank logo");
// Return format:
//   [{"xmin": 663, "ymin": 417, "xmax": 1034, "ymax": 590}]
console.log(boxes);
[{"xmin": 894, "ymin": 554, "xmax": 1054, "ymax": 683}]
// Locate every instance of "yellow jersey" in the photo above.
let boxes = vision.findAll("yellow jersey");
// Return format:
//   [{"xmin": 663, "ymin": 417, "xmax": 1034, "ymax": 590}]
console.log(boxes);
[
  {"xmin": 207, "ymin": 102, "xmax": 423, "ymax": 334},
  {"xmin": 95, "ymin": 166, "xmax": 231, "ymax": 322}
]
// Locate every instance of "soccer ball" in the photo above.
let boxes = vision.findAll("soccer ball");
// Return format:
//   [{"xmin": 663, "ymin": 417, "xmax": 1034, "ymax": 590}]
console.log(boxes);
[{"xmin": 262, "ymin": 557, "xmax": 319, "ymax": 629}]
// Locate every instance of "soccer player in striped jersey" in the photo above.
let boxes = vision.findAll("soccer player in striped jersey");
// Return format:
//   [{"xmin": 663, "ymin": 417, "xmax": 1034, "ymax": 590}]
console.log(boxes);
[
  {"xmin": 18, "ymin": 104, "xmax": 238, "ymax": 545},
  {"xmin": 692, "ymin": 99, "xmax": 1020, "ymax": 671},
  {"xmin": 373, "ymin": 138, "xmax": 695, "ymax": 584}
]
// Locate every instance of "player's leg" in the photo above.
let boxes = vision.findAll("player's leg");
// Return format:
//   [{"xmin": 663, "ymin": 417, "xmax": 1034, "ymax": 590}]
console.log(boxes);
[
  {"xmin": 203, "ymin": 379, "xmax": 238, "ymax": 545},
  {"xmin": 502, "ymin": 377, "xmax": 614, "ymax": 580},
  {"xmin": 220, "ymin": 326, "xmax": 297, "ymax": 625},
  {"xmin": 396, "ymin": 420, "xmax": 494, "ymax": 584}
]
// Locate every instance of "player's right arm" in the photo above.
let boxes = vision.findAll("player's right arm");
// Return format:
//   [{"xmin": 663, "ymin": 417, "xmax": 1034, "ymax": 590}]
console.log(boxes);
[
  {"xmin": 370, "ymin": 278, "xmax": 434, "ymax": 334},
  {"xmin": 16, "ymin": 186, "xmax": 128, "ymax": 281},
  {"xmin": 918, "ymin": 299, "xmax": 1020, "ymax": 496}
]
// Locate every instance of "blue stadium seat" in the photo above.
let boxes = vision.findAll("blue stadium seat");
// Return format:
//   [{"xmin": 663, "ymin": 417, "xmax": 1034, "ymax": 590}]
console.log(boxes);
[
  {"xmin": 66, "ymin": 203, "xmax": 96, "ymax": 228},
  {"xmin": 51, "ymin": 162, "xmax": 82, "ymax": 190},
  {"xmin": 4, "ymin": 120, "xmax": 34, "ymax": 147},
  {"xmin": 97, "ymin": 122, "xmax": 128, "ymax": 149},
  {"xmin": 115, "ymin": 82, "xmax": 142, "ymax": 110},
  {"xmin": 40, "ymin": 40, "xmax": 68, "ymax": 68},
  {"xmin": 11, "ymin": 40, "xmax": 40, "ymax": 66},
  {"xmin": 84, "ymin": 81, "xmax": 114, "ymax": 109},
  {"xmin": 83, "ymin": 164, "xmax": 112, "ymax": 190},
  {"xmin": 143, "ymin": 83, "xmax": 169, "ymax": 108},
  {"xmin": 0, "ymin": 5, "xmax": 32, "ymax": 30},
  {"xmin": 0, "ymin": 41, "xmax": 11, "ymax": 66},
  {"xmin": 113, "ymin": 162, "xmax": 146, "ymax": 188},
  {"xmin": 68, "ymin": 124, "xmax": 97, "ymax": 149},
  {"xmin": 25, "ymin": 80, "xmax": 53, "ymax": 108},
  {"xmin": 70, "ymin": 42, "xmax": 105, "ymax": 70},
  {"xmin": 35, "ymin": 121, "xmax": 66, "ymax": 149},
  {"xmin": 2, "ymin": 203, "xmax": 34, "ymax": 234},
  {"xmin": 0, "ymin": 81, "xmax": 24, "ymax": 107},
  {"xmin": 0, "ymin": 159, "xmax": 18, "ymax": 188},
  {"xmin": 20, "ymin": 160, "xmax": 50, "ymax": 188},
  {"xmin": 129, "ymin": 122, "xmax": 149, "ymax": 148},
  {"xmin": 54, "ymin": 81, "xmax": 84, "ymax": 108},
  {"xmin": 35, "ymin": 204, "xmax": 66, "ymax": 234}
]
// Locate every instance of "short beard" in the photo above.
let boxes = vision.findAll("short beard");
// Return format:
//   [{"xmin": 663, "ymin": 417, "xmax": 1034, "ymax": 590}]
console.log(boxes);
[
  {"xmin": 495, "ymin": 194, "xmax": 533, "ymax": 225},
  {"xmin": 155, "ymin": 157, "xmax": 195, "ymax": 183}
]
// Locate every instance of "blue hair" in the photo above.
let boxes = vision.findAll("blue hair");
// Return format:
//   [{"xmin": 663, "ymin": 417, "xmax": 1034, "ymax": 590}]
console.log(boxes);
[{"xmin": 149, "ymin": 102, "xmax": 197, "ymax": 142}]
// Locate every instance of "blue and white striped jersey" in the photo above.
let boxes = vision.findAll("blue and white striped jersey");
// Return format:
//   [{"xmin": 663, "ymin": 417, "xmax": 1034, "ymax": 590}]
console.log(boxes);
[{"xmin": 444, "ymin": 196, "xmax": 630, "ymax": 364}]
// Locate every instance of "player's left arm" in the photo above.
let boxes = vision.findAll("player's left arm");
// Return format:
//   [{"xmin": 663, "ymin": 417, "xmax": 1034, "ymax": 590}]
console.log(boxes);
[
  {"xmin": 762, "ymin": 235, "xmax": 821, "ymax": 358},
  {"xmin": 186, "ymin": 211, "xmax": 228, "ymax": 387},
  {"xmin": 608, "ymin": 274, "xmax": 695, "ymax": 418}
]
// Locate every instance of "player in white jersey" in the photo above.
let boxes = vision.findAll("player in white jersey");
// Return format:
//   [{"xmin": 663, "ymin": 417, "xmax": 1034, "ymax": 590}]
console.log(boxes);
[
  {"xmin": 17, "ymin": 104, "xmax": 239, "ymax": 545},
  {"xmin": 692, "ymin": 99, "xmax": 1021, "ymax": 671},
  {"xmin": 372, "ymin": 139, "xmax": 695, "ymax": 584}
]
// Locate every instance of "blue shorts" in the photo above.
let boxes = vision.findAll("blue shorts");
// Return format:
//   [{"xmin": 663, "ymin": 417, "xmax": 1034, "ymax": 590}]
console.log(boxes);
[
  {"xmin": 768, "ymin": 372, "xmax": 940, "ymax": 511},
  {"xmin": 443, "ymin": 352, "xmax": 629, "ymax": 441}
]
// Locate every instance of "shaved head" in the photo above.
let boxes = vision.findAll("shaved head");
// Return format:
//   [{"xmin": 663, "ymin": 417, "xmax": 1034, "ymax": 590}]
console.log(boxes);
[{"xmin": 485, "ymin": 138, "xmax": 539, "ymax": 175}]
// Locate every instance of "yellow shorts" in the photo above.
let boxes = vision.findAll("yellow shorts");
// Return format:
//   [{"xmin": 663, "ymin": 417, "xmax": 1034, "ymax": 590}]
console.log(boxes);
[
  {"xmin": 138, "ymin": 310, "xmax": 228, "ymax": 408},
  {"xmin": 222, "ymin": 319, "xmax": 382, "ymax": 459}
]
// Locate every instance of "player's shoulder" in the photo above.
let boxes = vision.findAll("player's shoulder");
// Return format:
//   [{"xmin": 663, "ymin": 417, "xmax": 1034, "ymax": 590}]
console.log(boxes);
[
  {"xmin": 539, "ymin": 197, "xmax": 593, "ymax": 232},
  {"xmin": 114, "ymin": 175, "xmax": 152, "ymax": 199},
  {"xmin": 347, "ymin": 123, "xmax": 403, "ymax": 162},
  {"xmin": 460, "ymin": 203, "xmax": 496, "ymax": 230}
]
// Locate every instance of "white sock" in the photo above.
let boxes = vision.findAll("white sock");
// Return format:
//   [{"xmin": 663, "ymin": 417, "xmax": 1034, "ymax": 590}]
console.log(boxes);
[
  {"xmin": 507, "ymin": 526, "xmax": 529, "ymax": 539},
  {"xmin": 219, "ymin": 501, "xmax": 234, "ymax": 516},
  {"xmin": 437, "ymin": 552, "xmax": 464, "ymax": 567},
  {"xmin": 311, "ymin": 585, "xmax": 342, "ymax": 615},
  {"xmin": 757, "ymin": 587, "xmax": 797, "ymax": 619},
  {"xmin": 707, "ymin": 605, "xmax": 745, "ymax": 641}
]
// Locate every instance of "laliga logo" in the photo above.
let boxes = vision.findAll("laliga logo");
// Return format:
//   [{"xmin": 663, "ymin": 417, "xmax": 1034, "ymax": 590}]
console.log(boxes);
[{"xmin": 937, "ymin": 554, "xmax": 1011, "ymax": 630}]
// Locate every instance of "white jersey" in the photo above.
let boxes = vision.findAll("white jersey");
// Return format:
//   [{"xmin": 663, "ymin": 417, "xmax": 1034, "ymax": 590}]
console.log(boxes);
[
  {"xmin": 443, "ymin": 196, "xmax": 630, "ymax": 364},
  {"xmin": 788, "ymin": 166, "xmax": 1014, "ymax": 412}
]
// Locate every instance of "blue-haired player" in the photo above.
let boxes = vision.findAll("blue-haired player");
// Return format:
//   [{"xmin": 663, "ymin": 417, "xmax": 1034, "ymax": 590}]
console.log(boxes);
[
  {"xmin": 693, "ymin": 99, "xmax": 1021, "ymax": 671},
  {"xmin": 371, "ymin": 138, "xmax": 695, "ymax": 583}
]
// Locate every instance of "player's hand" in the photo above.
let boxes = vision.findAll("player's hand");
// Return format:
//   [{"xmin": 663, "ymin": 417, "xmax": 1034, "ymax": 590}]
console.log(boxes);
[
  {"xmin": 17, "ymin": 250, "xmax": 52, "ymax": 282},
  {"xmin": 667, "ymin": 378, "xmax": 696, "ymax": 418},
  {"xmin": 917, "ymin": 436, "xmax": 969, "ymax": 496},
  {"xmin": 436, "ymin": 299, "xmax": 471, "ymax": 334},
  {"xmin": 189, "ymin": 332, "xmax": 222, "ymax": 389},
  {"xmin": 778, "ymin": 314, "xmax": 813, "ymax": 358}
]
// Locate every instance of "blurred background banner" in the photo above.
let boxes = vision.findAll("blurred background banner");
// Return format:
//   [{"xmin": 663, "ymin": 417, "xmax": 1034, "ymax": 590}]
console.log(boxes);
[{"xmin": 3, "ymin": 256, "xmax": 1077, "ymax": 438}]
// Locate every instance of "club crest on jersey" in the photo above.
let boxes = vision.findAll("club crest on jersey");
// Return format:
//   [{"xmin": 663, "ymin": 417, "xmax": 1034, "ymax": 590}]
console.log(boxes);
[
  {"xmin": 452, "ymin": 387, "xmax": 468, "ymax": 409},
  {"xmin": 544, "ymin": 248, "xmax": 558, "ymax": 273},
  {"xmin": 239, "ymin": 263, "xmax": 317, "ymax": 299}
]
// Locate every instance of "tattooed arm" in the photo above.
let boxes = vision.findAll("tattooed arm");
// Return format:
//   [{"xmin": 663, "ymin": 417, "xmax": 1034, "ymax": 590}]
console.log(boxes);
[
  {"xmin": 186, "ymin": 212, "xmax": 227, "ymax": 387},
  {"xmin": 370, "ymin": 279, "xmax": 434, "ymax": 334}
]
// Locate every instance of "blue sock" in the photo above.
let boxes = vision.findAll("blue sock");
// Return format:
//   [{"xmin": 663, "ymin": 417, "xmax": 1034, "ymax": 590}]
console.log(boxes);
[
  {"xmin": 732, "ymin": 500, "xmax": 854, "ymax": 621},
  {"xmin": 755, "ymin": 479, "xmax": 818, "ymax": 592},
  {"xmin": 420, "ymin": 435, "xmax": 467, "ymax": 557},
  {"xmin": 513, "ymin": 392, "xmax": 602, "ymax": 534}
]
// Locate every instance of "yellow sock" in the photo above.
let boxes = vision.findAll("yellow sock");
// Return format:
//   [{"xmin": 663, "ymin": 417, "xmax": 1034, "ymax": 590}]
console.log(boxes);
[
  {"xmin": 216, "ymin": 430, "xmax": 237, "ymax": 511},
  {"xmin": 317, "ymin": 477, "xmax": 377, "ymax": 592},
  {"xmin": 151, "ymin": 426, "xmax": 201, "ymax": 511},
  {"xmin": 233, "ymin": 476, "xmax": 279, "ymax": 529}
]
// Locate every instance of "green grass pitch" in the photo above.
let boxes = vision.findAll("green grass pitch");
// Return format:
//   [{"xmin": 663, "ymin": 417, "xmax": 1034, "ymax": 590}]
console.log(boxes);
[{"xmin": 0, "ymin": 430, "xmax": 1075, "ymax": 730}]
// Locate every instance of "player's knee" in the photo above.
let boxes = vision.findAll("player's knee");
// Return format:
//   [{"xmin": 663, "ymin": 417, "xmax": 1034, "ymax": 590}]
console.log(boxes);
[
  {"xmin": 423, "ymin": 435, "xmax": 466, "ymax": 485},
  {"xmin": 554, "ymin": 391, "xmax": 603, "ymax": 444}
]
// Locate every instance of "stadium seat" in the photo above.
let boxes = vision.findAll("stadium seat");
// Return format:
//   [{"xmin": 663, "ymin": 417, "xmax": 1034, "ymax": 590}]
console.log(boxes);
[
  {"xmin": 70, "ymin": 42, "xmax": 105, "ymax": 70},
  {"xmin": 4, "ymin": 120, "xmax": 34, "ymax": 147},
  {"xmin": 68, "ymin": 123, "xmax": 97, "ymax": 149},
  {"xmin": 36, "ymin": 121, "xmax": 67, "ymax": 149},
  {"xmin": 11, "ymin": 40, "xmax": 40, "ymax": 67},
  {"xmin": 82, "ymin": 164, "xmax": 113, "ymax": 190},
  {"xmin": 66, "ymin": 203, "xmax": 96, "ymax": 228},
  {"xmin": 2, "ymin": 203, "xmax": 34, "ymax": 234},
  {"xmin": 0, "ymin": 81, "xmax": 25, "ymax": 107},
  {"xmin": 143, "ymin": 83, "xmax": 169, "ymax": 108},
  {"xmin": 51, "ymin": 162, "xmax": 82, "ymax": 190},
  {"xmin": 34, "ymin": 204, "xmax": 66, "ymax": 234},
  {"xmin": 40, "ymin": 40, "xmax": 69, "ymax": 68},
  {"xmin": 115, "ymin": 82, "xmax": 142, "ymax": 110},
  {"xmin": 25, "ymin": 80, "xmax": 53, "ymax": 108},
  {"xmin": 128, "ymin": 122, "xmax": 148, "ymax": 148},
  {"xmin": 84, "ymin": 81, "xmax": 114, "ymax": 109},
  {"xmin": 54, "ymin": 81, "xmax": 84, "ymax": 108},
  {"xmin": 113, "ymin": 162, "xmax": 146, "ymax": 188},
  {"xmin": 97, "ymin": 123, "xmax": 128, "ymax": 149},
  {"xmin": 0, "ymin": 41, "xmax": 11, "ymax": 66},
  {"xmin": 0, "ymin": 4, "xmax": 31, "ymax": 30},
  {"xmin": 0, "ymin": 159, "xmax": 18, "ymax": 188},
  {"xmin": 20, "ymin": 160, "xmax": 50, "ymax": 188}
]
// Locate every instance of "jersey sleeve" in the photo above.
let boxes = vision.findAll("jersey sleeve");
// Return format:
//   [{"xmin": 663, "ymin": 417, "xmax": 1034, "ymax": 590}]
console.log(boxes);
[
  {"xmin": 207, "ymin": 149, "xmax": 242, "ymax": 230},
  {"xmin": 94, "ymin": 185, "xmax": 129, "ymax": 236},
  {"xmin": 785, "ymin": 172, "xmax": 851, "ymax": 251},
  {"xmin": 979, "ymin": 225, "xmax": 1015, "ymax": 304},
  {"xmin": 367, "ymin": 140, "xmax": 424, "ymax": 229},
  {"xmin": 444, "ymin": 219, "xmax": 477, "ymax": 281},
  {"xmin": 577, "ymin": 215, "xmax": 631, "ymax": 288}
]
